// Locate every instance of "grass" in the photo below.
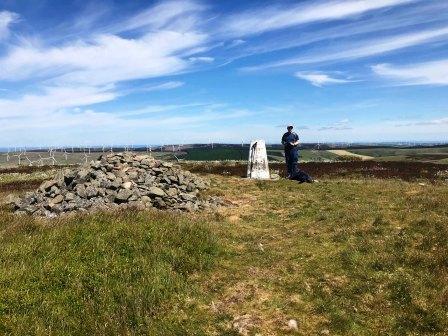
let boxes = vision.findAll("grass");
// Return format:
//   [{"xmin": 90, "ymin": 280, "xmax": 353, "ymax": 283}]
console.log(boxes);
[
  {"xmin": 183, "ymin": 147, "xmax": 248, "ymax": 161},
  {"xmin": 267, "ymin": 149, "xmax": 339, "ymax": 162},
  {"xmin": 0, "ymin": 170, "xmax": 447, "ymax": 335},
  {"xmin": 350, "ymin": 147, "xmax": 448, "ymax": 163},
  {"xmin": 199, "ymin": 177, "xmax": 448, "ymax": 335},
  {"xmin": 0, "ymin": 210, "xmax": 219, "ymax": 335}
]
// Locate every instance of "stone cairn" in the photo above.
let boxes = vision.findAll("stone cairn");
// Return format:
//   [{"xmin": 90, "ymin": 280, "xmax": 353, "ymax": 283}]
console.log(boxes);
[{"xmin": 12, "ymin": 153, "xmax": 222, "ymax": 217}]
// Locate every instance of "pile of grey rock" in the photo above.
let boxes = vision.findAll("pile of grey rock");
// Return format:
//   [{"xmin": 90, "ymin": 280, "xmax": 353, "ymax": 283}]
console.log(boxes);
[{"xmin": 12, "ymin": 153, "xmax": 222, "ymax": 217}]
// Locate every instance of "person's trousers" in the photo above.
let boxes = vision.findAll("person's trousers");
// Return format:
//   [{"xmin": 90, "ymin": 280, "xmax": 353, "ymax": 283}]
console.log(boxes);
[{"xmin": 285, "ymin": 149, "xmax": 298, "ymax": 177}]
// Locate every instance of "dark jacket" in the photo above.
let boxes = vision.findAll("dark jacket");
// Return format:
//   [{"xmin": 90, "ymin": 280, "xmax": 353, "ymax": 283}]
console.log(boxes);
[{"xmin": 281, "ymin": 131, "xmax": 299, "ymax": 151}]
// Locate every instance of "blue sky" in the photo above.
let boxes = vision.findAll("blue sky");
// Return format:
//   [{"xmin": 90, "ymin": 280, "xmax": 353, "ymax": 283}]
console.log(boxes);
[{"xmin": 0, "ymin": 0, "xmax": 447, "ymax": 146}]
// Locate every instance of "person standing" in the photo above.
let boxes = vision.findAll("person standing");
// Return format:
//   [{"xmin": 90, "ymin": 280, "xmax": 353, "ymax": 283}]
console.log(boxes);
[{"xmin": 281, "ymin": 125, "xmax": 299, "ymax": 178}]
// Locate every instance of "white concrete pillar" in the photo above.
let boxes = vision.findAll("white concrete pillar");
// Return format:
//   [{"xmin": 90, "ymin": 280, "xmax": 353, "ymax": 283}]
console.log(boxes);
[{"xmin": 247, "ymin": 139, "xmax": 270, "ymax": 179}]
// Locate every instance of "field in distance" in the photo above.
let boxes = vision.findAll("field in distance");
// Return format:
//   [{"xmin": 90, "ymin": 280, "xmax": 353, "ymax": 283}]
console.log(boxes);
[{"xmin": 1, "ymin": 144, "xmax": 448, "ymax": 167}]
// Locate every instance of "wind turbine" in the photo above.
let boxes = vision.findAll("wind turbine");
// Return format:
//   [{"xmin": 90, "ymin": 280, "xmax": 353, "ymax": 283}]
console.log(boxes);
[
  {"xmin": 63, "ymin": 148, "xmax": 70, "ymax": 161},
  {"xmin": 4, "ymin": 149, "xmax": 10, "ymax": 162},
  {"xmin": 13, "ymin": 150, "xmax": 24, "ymax": 165},
  {"xmin": 82, "ymin": 147, "xmax": 91, "ymax": 164}
]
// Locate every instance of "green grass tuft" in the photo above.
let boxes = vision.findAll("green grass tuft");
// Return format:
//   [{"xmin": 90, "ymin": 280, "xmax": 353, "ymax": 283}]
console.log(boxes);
[{"xmin": 0, "ymin": 210, "xmax": 218, "ymax": 335}]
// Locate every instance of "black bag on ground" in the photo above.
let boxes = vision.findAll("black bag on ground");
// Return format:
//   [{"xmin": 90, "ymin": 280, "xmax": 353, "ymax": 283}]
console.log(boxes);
[{"xmin": 290, "ymin": 169, "xmax": 313, "ymax": 183}]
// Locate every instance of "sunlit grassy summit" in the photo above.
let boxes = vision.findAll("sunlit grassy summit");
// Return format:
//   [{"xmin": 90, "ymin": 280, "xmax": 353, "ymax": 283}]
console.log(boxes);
[{"xmin": 1, "ymin": 162, "xmax": 447, "ymax": 334}]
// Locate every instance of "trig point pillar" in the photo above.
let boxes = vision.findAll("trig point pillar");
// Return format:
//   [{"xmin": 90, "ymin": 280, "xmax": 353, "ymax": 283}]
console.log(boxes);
[{"xmin": 247, "ymin": 139, "xmax": 270, "ymax": 179}]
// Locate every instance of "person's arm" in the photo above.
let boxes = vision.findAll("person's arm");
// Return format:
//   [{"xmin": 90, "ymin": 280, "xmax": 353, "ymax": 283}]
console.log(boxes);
[
  {"xmin": 290, "ymin": 133, "xmax": 300, "ymax": 146},
  {"xmin": 281, "ymin": 133, "xmax": 287, "ymax": 146}
]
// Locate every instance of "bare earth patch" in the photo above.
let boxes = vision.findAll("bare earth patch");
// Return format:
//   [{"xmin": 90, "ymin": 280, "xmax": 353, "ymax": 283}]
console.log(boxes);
[{"xmin": 327, "ymin": 149, "xmax": 374, "ymax": 160}]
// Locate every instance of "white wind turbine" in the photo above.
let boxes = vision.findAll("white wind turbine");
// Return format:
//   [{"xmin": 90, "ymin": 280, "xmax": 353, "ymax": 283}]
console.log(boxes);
[
  {"xmin": 49, "ymin": 148, "xmax": 58, "ymax": 165},
  {"xmin": 3, "ymin": 148, "xmax": 10, "ymax": 162},
  {"xmin": 63, "ymin": 148, "xmax": 70, "ymax": 161},
  {"xmin": 82, "ymin": 147, "xmax": 91, "ymax": 164},
  {"xmin": 38, "ymin": 154, "xmax": 44, "ymax": 166},
  {"xmin": 13, "ymin": 149, "xmax": 25, "ymax": 165},
  {"xmin": 24, "ymin": 153, "xmax": 40, "ymax": 166}
]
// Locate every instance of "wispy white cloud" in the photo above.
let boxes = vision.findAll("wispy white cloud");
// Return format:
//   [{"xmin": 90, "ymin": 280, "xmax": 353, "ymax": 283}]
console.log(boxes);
[
  {"xmin": 295, "ymin": 71, "xmax": 357, "ymax": 87},
  {"xmin": 318, "ymin": 119, "xmax": 352, "ymax": 131},
  {"xmin": 0, "ymin": 100, "xmax": 253, "ymax": 146},
  {"xmin": 0, "ymin": 31, "xmax": 206, "ymax": 85},
  {"xmin": 221, "ymin": 0, "xmax": 416, "ymax": 37},
  {"xmin": 395, "ymin": 117, "xmax": 448, "ymax": 127},
  {"xmin": 0, "ymin": 85, "xmax": 117, "ymax": 119},
  {"xmin": 189, "ymin": 56, "xmax": 214, "ymax": 63},
  {"xmin": 227, "ymin": 39, "xmax": 246, "ymax": 48},
  {"xmin": 105, "ymin": 0, "xmax": 205, "ymax": 34},
  {"xmin": 134, "ymin": 81, "xmax": 185, "ymax": 93},
  {"xmin": 0, "ymin": 11, "xmax": 19, "ymax": 40},
  {"xmin": 230, "ymin": 1, "xmax": 448, "ymax": 61},
  {"xmin": 243, "ymin": 26, "xmax": 448, "ymax": 70},
  {"xmin": 372, "ymin": 59, "xmax": 448, "ymax": 85}
]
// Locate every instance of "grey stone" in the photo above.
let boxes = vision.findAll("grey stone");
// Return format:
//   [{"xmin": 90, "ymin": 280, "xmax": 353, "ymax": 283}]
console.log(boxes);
[
  {"xmin": 153, "ymin": 197, "xmax": 166, "ymax": 208},
  {"xmin": 65, "ymin": 192, "xmax": 75, "ymax": 201},
  {"xmin": 128, "ymin": 194, "xmax": 139, "ymax": 202},
  {"xmin": 128, "ymin": 171, "xmax": 138, "ymax": 180},
  {"xmin": 109, "ymin": 178, "xmax": 122, "ymax": 189},
  {"xmin": 90, "ymin": 160, "xmax": 102, "ymax": 169},
  {"xmin": 166, "ymin": 188, "xmax": 178, "ymax": 197},
  {"xmin": 51, "ymin": 194, "xmax": 64, "ymax": 205},
  {"xmin": 141, "ymin": 158, "xmax": 154, "ymax": 166},
  {"xmin": 99, "ymin": 179, "xmax": 111, "ymax": 188},
  {"xmin": 3, "ymin": 194, "xmax": 20, "ymax": 206},
  {"xmin": 106, "ymin": 192, "xmax": 117, "ymax": 203},
  {"xmin": 144, "ymin": 175, "xmax": 156, "ymax": 184},
  {"xmin": 122, "ymin": 181, "xmax": 132, "ymax": 189},
  {"xmin": 39, "ymin": 180, "xmax": 57, "ymax": 192},
  {"xmin": 115, "ymin": 189, "xmax": 133, "ymax": 202},
  {"xmin": 50, "ymin": 185, "xmax": 60, "ymax": 195},
  {"xmin": 195, "ymin": 181, "xmax": 207, "ymax": 190},
  {"xmin": 23, "ymin": 205, "xmax": 37, "ymax": 213},
  {"xmin": 85, "ymin": 186, "xmax": 98, "ymax": 198},
  {"xmin": 148, "ymin": 186, "xmax": 165, "ymax": 197},
  {"xmin": 152, "ymin": 168, "xmax": 163, "ymax": 174},
  {"xmin": 77, "ymin": 169, "xmax": 90, "ymax": 182},
  {"xmin": 180, "ymin": 193, "xmax": 196, "ymax": 201},
  {"xmin": 75, "ymin": 185, "xmax": 87, "ymax": 198}
]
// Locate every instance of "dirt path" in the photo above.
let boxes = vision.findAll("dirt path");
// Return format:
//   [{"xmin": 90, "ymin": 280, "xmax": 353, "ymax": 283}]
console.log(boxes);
[{"xmin": 327, "ymin": 149, "xmax": 374, "ymax": 160}]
